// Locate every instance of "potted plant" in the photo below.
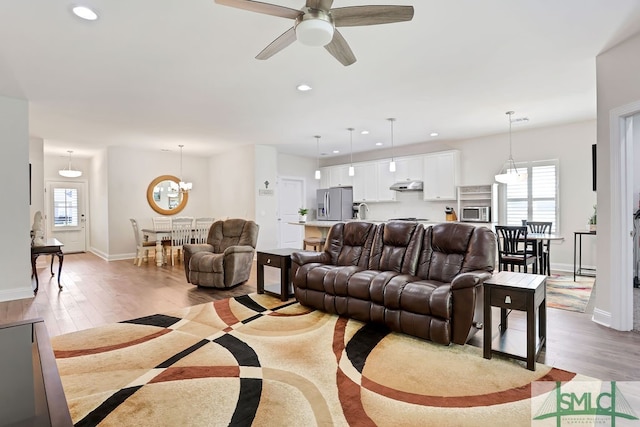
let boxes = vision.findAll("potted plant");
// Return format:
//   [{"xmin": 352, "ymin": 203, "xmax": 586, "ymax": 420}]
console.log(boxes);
[
  {"xmin": 298, "ymin": 208, "xmax": 309, "ymax": 223},
  {"xmin": 588, "ymin": 205, "xmax": 597, "ymax": 231}
]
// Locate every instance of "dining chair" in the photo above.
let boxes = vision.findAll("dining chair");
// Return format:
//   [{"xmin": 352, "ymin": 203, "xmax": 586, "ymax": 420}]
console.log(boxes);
[
  {"xmin": 169, "ymin": 217, "xmax": 194, "ymax": 265},
  {"xmin": 130, "ymin": 219, "xmax": 157, "ymax": 266},
  {"xmin": 525, "ymin": 221, "xmax": 552, "ymax": 275},
  {"xmin": 494, "ymin": 225, "xmax": 538, "ymax": 273},
  {"xmin": 194, "ymin": 217, "xmax": 215, "ymax": 244}
]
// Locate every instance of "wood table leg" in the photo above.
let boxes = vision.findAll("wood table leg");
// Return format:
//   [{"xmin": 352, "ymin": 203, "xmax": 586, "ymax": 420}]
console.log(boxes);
[
  {"xmin": 155, "ymin": 240, "xmax": 163, "ymax": 267},
  {"xmin": 56, "ymin": 251, "xmax": 64, "ymax": 289},
  {"xmin": 483, "ymin": 288, "xmax": 492, "ymax": 360},
  {"xmin": 526, "ymin": 294, "xmax": 535, "ymax": 370},
  {"xmin": 257, "ymin": 262, "xmax": 264, "ymax": 294},
  {"xmin": 31, "ymin": 254, "xmax": 39, "ymax": 294}
]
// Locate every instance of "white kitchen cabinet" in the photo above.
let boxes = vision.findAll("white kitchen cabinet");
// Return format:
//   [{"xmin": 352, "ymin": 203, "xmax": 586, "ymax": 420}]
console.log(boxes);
[
  {"xmin": 353, "ymin": 163, "xmax": 378, "ymax": 202},
  {"xmin": 376, "ymin": 160, "xmax": 396, "ymax": 201},
  {"xmin": 423, "ymin": 150, "xmax": 460, "ymax": 201},
  {"xmin": 329, "ymin": 164, "xmax": 353, "ymax": 188},
  {"xmin": 393, "ymin": 156, "xmax": 423, "ymax": 183},
  {"xmin": 319, "ymin": 166, "xmax": 331, "ymax": 189}
]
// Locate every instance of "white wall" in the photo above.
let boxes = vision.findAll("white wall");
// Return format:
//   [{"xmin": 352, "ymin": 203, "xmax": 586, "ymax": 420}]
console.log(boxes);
[
  {"xmin": 0, "ymin": 95, "xmax": 32, "ymax": 302},
  {"xmin": 209, "ymin": 145, "xmax": 255, "ymax": 221},
  {"xmin": 596, "ymin": 30, "xmax": 640, "ymax": 321},
  {"xmin": 89, "ymin": 149, "xmax": 109, "ymax": 258},
  {"xmin": 29, "ymin": 137, "xmax": 44, "ymax": 223},
  {"xmin": 255, "ymin": 145, "xmax": 278, "ymax": 250}
]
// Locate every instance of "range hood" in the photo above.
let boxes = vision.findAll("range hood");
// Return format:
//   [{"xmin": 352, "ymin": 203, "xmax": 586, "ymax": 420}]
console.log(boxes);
[{"xmin": 390, "ymin": 180, "xmax": 423, "ymax": 192}]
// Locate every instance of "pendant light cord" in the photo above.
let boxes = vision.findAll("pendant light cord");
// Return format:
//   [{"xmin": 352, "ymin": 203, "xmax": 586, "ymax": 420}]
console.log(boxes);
[
  {"xmin": 388, "ymin": 118, "xmax": 395, "ymax": 160},
  {"xmin": 506, "ymin": 111, "xmax": 520, "ymax": 174},
  {"xmin": 348, "ymin": 128, "xmax": 354, "ymax": 166}
]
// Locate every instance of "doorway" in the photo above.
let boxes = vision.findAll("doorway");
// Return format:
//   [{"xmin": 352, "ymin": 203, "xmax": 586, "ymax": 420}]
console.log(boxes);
[
  {"xmin": 277, "ymin": 177, "xmax": 305, "ymax": 249},
  {"xmin": 608, "ymin": 102, "xmax": 640, "ymax": 331},
  {"xmin": 45, "ymin": 181, "xmax": 87, "ymax": 253}
]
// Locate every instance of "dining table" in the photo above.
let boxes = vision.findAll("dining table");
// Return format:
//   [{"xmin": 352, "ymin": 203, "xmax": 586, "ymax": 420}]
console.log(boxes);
[
  {"xmin": 525, "ymin": 232, "xmax": 564, "ymax": 275},
  {"xmin": 141, "ymin": 229, "xmax": 171, "ymax": 267}
]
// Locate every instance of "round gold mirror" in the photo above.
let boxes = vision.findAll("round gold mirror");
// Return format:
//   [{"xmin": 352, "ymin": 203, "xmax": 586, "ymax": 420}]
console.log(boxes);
[{"xmin": 147, "ymin": 175, "xmax": 189, "ymax": 215}]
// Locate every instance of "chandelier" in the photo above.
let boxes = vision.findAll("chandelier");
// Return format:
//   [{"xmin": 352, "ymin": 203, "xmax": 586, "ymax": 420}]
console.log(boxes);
[
  {"xmin": 178, "ymin": 145, "xmax": 192, "ymax": 193},
  {"xmin": 495, "ymin": 111, "xmax": 527, "ymax": 184}
]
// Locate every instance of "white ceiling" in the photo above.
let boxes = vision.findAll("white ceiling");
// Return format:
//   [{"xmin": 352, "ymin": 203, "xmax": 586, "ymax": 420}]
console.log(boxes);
[{"xmin": 1, "ymin": 0, "xmax": 640, "ymax": 159}]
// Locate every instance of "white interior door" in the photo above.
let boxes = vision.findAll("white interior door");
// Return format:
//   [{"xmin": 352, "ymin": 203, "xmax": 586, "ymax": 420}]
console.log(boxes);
[
  {"xmin": 46, "ymin": 181, "xmax": 87, "ymax": 253},
  {"xmin": 278, "ymin": 177, "xmax": 304, "ymax": 249}
]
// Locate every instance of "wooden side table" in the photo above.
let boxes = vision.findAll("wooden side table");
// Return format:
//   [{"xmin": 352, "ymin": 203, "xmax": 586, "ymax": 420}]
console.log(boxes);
[
  {"xmin": 483, "ymin": 271, "xmax": 547, "ymax": 370},
  {"xmin": 31, "ymin": 238, "xmax": 64, "ymax": 294},
  {"xmin": 256, "ymin": 248, "xmax": 297, "ymax": 301}
]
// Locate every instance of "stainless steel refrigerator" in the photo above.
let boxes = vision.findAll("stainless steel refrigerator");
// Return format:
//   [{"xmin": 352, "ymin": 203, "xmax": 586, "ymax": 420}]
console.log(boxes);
[{"xmin": 317, "ymin": 187, "xmax": 353, "ymax": 221}]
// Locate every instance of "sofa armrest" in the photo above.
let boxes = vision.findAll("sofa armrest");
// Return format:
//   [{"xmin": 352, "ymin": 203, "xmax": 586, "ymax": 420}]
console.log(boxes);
[
  {"xmin": 291, "ymin": 250, "xmax": 331, "ymax": 266},
  {"xmin": 450, "ymin": 271, "xmax": 492, "ymax": 290},
  {"xmin": 182, "ymin": 244, "xmax": 215, "ymax": 283},
  {"xmin": 223, "ymin": 245, "xmax": 256, "ymax": 256}
]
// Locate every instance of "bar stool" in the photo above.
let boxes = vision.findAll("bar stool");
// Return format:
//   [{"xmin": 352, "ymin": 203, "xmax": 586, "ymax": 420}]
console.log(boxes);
[{"xmin": 303, "ymin": 237, "xmax": 326, "ymax": 251}]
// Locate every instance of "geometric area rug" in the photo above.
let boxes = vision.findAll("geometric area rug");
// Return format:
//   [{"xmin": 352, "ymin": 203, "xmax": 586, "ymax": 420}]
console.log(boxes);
[
  {"xmin": 51, "ymin": 294, "xmax": 594, "ymax": 426},
  {"xmin": 545, "ymin": 274, "xmax": 596, "ymax": 313}
]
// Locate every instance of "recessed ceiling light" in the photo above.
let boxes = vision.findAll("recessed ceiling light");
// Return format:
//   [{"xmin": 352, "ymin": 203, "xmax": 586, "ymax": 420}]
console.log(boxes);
[
  {"xmin": 375, "ymin": 142, "xmax": 383, "ymax": 146},
  {"xmin": 430, "ymin": 132, "xmax": 439, "ymax": 137},
  {"xmin": 361, "ymin": 130, "xmax": 369, "ymax": 135},
  {"xmin": 332, "ymin": 150, "xmax": 340, "ymax": 154},
  {"xmin": 72, "ymin": 5, "xmax": 98, "ymax": 21},
  {"xmin": 296, "ymin": 84, "xmax": 312, "ymax": 92}
]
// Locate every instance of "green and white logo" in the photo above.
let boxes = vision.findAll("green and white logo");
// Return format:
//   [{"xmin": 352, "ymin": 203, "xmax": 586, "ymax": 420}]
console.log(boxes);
[{"xmin": 532, "ymin": 381, "xmax": 639, "ymax": 426}]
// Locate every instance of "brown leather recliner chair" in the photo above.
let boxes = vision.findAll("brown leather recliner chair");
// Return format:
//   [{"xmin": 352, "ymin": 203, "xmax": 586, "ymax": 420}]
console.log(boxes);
[{"xmin": 183, "ymin": 218, "xmax": 259, "ymax": 288}]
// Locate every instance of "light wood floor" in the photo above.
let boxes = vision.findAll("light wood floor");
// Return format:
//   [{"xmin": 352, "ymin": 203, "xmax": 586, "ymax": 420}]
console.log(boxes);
[{"xmin": 3, "ymin": 252, "xmax": 640, "ymax": 381}]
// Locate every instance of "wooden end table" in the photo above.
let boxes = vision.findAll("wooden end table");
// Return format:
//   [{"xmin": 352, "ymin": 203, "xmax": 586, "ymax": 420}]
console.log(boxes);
[
  {"xmin": 483, "ymin": 271, "xmax": 547, "ymax": 370},
  {"xmin": 31, "ymin": 238, "xmax": 64, "ymax": 294},
  {"xmin": 256, "ymin": 248, "xmax": 298, "ymax": 301}
]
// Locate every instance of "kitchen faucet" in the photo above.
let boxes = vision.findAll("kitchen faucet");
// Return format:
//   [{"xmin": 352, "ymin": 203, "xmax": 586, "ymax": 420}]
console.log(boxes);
[{"xmin": 357, "ymin": 203, "xmax": 369, "ymax": 220}]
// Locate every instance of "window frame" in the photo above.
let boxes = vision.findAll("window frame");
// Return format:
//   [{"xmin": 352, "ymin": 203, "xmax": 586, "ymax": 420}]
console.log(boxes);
[{"xmin": 501, "ymin": 159, "xmax": 560, "ymax": 233}]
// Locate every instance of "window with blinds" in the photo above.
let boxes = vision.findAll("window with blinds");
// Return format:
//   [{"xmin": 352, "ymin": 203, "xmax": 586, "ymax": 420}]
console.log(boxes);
[
  {"xmin": 53, "ymin": 188, "xmax": 79, "ymax": 227},
  {"xmin": 505, "ymin": 160, "xmax": 558, "ymax": 232}
]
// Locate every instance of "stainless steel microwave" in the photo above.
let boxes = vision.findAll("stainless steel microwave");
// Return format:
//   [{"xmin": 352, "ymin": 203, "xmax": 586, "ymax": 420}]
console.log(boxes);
[{"xmin": 461, "ymin": 206, "xmax": 491, "ymax": 222}]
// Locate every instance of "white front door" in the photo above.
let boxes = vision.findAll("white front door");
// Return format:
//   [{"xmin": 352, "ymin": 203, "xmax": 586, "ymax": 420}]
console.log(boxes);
[
  {"xmin": 278, "ymin": 177, "xmax": 304, "ymax": 249},
  {"xmin": 46, "ymin": 181, "xmax": 87, "ymax": 253}
]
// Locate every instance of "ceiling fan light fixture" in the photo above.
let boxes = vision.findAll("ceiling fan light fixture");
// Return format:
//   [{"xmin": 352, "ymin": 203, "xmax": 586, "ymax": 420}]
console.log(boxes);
[{"xmin": 296, "ymin": 18, "xmax": 334, "ymax": 47}]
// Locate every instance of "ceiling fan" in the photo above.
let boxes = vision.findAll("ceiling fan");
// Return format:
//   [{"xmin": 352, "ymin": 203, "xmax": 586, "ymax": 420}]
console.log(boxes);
[{"xmin": 215, "ymin": 0, "xmax": 414, "ymax": 66}]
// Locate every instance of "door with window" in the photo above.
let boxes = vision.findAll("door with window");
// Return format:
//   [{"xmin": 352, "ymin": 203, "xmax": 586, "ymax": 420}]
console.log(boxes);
[{"xmin": 46, "ymin": 181, "xmax": 87, "ymax": 252}]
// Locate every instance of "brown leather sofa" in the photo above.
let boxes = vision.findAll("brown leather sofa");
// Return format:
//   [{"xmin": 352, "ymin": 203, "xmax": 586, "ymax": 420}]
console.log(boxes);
[
  {"xmin": 291, "ymin": 221, "xmax": 496, "ymax": 345},
  {"xmin": 183, "ymin": 218, "xmax": 259, "ymax": 288}
]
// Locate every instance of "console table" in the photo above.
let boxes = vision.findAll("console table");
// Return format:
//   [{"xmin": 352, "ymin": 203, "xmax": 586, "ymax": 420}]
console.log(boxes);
[
  {"xmin": 573, "ymin": 230, "xmax": 596, "ymax": 280},
  {"xmin": 483, "ymin": 271, "xmax": 547, "ymax": 371},
  {"xmin": 31, "ymin": 238, "xmax": 64, "ymax": 294},
  {"xmin": 257, "ymin": 248, "xmax": 297, "ymax": 301}
]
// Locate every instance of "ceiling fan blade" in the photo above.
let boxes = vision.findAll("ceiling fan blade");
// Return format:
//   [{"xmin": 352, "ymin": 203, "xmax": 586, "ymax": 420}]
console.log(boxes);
[
  {"xmin": 256, "ymin": 27, "xmax": 297, "ymax": 60},
  {"xmin": 215, "ymin": 0, "xmax": 301, "ymax": 19},
  {"xmin": 332, "ymin": 5, "xmax": 414, "ymax": 27},
  {"xmin": 305, "ymin": 0, "xmax": 334, "ymax": 11},
  {"xmin": 324, "ymin": 29, "xmax": 356, "ymax": 66}
]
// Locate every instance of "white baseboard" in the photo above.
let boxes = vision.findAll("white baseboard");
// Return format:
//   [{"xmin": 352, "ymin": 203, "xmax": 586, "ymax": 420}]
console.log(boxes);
[
  {"xmin": 592, "ymin": 308, "xmax": 611, "ymax": 327},
  {"xmin": 89, "ymin": 248, "xmax": 137, "ymax": 262}
]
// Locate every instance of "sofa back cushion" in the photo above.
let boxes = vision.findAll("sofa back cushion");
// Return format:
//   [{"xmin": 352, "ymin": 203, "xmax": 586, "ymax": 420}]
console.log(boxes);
[
  {"xmin": 208, "ymin": 218, "xmax": 259, "ymax": 253},
  {"xmin": 325, "ymin": 222, "xmax": 378, "ymax": 267},
  {"xmin": 369, "ymin": 221, "xmax": 424, "ymax": 275},
  {"xmin": 416, "ymin": 223, "xmax": 495, "ymax": 282}
]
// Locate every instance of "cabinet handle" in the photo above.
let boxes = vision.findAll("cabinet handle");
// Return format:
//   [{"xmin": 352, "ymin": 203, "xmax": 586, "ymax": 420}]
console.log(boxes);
[
  {"xmin": 504, "ymin": 295, "xmax": 511, "ymax": 304},
  {"xmin": 267, "ymin": 258, "xmax": 271, "ymax": 264}
]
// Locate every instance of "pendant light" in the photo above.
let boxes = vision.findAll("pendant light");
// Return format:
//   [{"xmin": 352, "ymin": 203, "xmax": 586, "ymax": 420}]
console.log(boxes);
[
  {"xmin": 495, "ymin": 111, "xmax": 527, "ymax": 184},
  {"xmin": 348, "ymin": 128, "xmax": 355, "ymax": 176},
  {"xmin": 58, "ymin": 150, "xmax": 82, "ymax": 178},
  {"xmin": 388, "ymin": 118, "xmax": 396, "ymax": 172},
  {"xmin": 178, "ymin": 144, "xmax": 193, "ymax": 193},
  {"xmin": 314, "ymin": 135, "xmax": 321, "ymax": 180}
]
